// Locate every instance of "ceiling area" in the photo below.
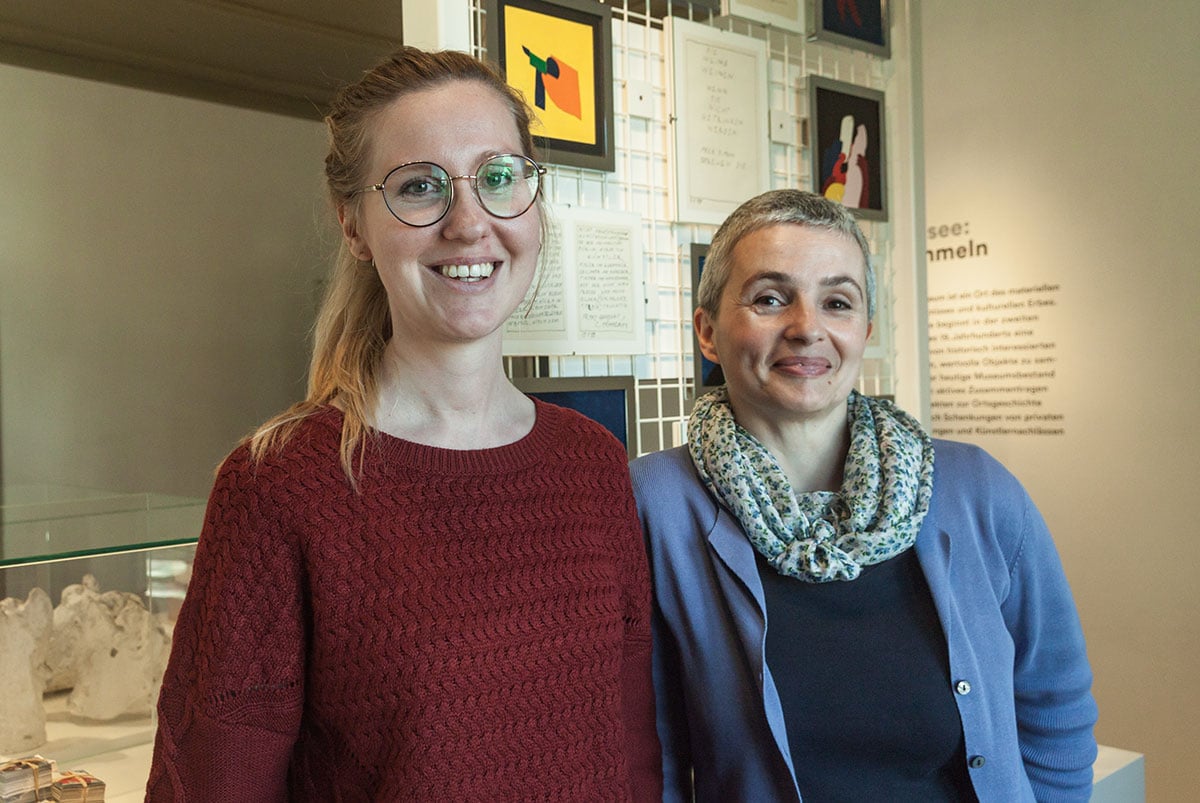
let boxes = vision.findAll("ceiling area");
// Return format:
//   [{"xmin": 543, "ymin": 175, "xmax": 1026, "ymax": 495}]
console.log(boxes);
[{"xmin": 0, "ymin": 0, "xmax": 405, "ymax": 118}]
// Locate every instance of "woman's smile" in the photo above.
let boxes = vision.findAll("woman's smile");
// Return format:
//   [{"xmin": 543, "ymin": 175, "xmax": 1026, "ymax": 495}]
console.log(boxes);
[
  {"xmin": 437, "ymin": 261, "xmax": 497, "ymax": 282},
  {"xmin": 773, "ymin": 354, "xmax": 834, "ymax": 377}
]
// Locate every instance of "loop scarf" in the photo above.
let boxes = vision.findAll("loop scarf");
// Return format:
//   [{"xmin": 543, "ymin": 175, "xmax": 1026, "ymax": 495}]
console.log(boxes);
[{"xmin": 688, "ymin": 387, "xmax": 934, "ymax": 582}]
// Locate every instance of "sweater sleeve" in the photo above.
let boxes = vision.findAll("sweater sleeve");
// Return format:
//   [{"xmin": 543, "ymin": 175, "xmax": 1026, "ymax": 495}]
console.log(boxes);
[
  {"xmin": 145, "ymin": 447, "xmax": 307, "ymax": 802},
  {"xmin": 1000, "ymin": 484, "xmax": 1098, "ymax": 801},
  {"xmin": 614, "ymin": 460, "xmax": 665, "ymax": 802}
]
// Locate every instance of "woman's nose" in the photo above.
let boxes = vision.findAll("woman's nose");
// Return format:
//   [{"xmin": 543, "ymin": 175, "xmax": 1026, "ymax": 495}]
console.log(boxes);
[
  {"xmin": 782, "ymin": 301, "xmax": 823, "ymax": 342},
  {"xmin": 440, "ymin": 177, "xmax": 489, "ymax": 241}
]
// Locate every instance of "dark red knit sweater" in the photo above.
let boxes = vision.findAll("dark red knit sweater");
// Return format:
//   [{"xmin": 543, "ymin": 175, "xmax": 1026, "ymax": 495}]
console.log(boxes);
[{"xmin": 145, "ymin": 402, "xmax": 661, "ymax": 801}]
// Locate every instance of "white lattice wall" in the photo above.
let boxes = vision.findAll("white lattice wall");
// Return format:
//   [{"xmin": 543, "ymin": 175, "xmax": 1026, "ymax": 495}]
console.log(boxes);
[{"xmin": 480, "ymin": 1, "xmax": 913, "ymax": 454}]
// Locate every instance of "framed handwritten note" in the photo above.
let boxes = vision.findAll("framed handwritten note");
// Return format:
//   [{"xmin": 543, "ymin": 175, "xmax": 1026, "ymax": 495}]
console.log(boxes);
[
  {"xmin": 668, "ymin": 17, "xmax": 770, "ymax": 225},
  {"xmin": 504, "ymin": 205, "xmax": 646, "ymax": 355}
]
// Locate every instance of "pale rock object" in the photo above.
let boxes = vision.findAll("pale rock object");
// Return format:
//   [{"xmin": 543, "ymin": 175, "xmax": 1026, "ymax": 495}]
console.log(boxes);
[
  {"xmin": 65, "ymin": 579, "xmax": 171, "ymax": 720},
  {"xmin": 43, "ymin": 575, "xmax": 100, "ymax": 693},
  {"xmin": 0, "ymin": 588, "xmax": 53, "ymax": 753}
]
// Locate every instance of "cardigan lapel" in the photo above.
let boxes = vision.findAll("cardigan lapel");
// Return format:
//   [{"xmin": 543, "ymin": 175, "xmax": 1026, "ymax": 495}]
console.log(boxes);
[
  {"xmin": 706, "ymin": 507, "xmax": 798, "ymax": 779},
  {"xmin": 706, "ymin": 506, "xmax": 767, "ymax": 622}
]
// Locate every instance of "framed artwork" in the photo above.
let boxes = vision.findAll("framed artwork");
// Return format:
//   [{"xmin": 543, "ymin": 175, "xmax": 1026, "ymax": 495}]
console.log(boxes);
[
  {"xmin": 808, "ymin": 75, "xmax": 887, "ymax": 221},
  {"xmin": 485, "ymin": 0, "xmax": 615, "ymax": 172},
  {"xmin": 812, "ymin": 0, "xmax": 891, "ymax": 58},
  {"xmin": 503, "ymin": 205, "xmax": 646, "ymax": 356},
  {"xmin": 720, "ymin": 0, "xmax": 804, "ymax": 33},
  {"xmin": 513, "ymin": 375, "xmax": 638, "ymax": 457},
  {"xmin": 668, "ymin": 17, "xmax": 770, "ymax": 225},
  {"xmin": 689, "ymin": 242, "xmax": 725, "ymax": 397}
]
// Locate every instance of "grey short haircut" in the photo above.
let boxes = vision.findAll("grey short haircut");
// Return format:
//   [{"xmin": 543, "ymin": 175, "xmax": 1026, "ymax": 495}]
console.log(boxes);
[{"xmin": 695, "ymin": 189, "xmax": 875, "ymax": 321}]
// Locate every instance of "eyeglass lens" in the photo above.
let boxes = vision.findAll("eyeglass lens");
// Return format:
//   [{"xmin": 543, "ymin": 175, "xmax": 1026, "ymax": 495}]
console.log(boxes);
[{"xmin": 379, "ymin": 155, "xmax": 541, "ymax": 226}]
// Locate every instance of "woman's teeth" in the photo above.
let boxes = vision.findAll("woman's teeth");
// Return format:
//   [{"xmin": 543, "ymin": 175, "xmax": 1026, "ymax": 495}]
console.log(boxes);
[{"xmin": 440, "ymin": 263, "xmax": 495, "ymax": 282}]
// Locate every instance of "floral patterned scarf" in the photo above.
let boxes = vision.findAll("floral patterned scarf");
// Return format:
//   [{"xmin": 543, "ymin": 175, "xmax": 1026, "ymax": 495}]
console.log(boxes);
[{"xmin": 688, "ymin": 387, "xmax": 934, "ymax": 583}]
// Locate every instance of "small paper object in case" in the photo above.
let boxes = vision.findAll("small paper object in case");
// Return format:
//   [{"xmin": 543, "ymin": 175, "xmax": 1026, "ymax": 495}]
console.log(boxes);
[
  {"xmin": 0, "ymin": 756, "xmax": 55, "ymax": 803},
  {"xmin": 52, "ymin": 770, "xmax": 105, "ymax": 802}
]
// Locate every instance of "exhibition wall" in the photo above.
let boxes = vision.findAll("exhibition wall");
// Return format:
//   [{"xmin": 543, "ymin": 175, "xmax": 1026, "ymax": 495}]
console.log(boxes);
[
  {"xmin": 0, "ymin": 65, "xmax": 331, "ymax": 499},
  {"xmin": 468, "ymin": 0, "xmax": 926, "ymax": 451},
  {"xmin": 922, "ymin": 1, "xmax": 1200, "ymax": 798}
]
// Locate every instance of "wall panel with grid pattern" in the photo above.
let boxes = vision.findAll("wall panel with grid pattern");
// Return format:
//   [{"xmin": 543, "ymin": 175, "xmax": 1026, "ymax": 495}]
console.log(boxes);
[{"xmin": 479, "ymin": 0, "xmax": 915, "ymax": 454}]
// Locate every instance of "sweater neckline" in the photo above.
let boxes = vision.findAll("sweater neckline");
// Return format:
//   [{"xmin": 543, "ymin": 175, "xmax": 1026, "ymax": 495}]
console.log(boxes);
[{"xmin": 311, "ymin": 399, "xmax": 565, "ymax": 476}]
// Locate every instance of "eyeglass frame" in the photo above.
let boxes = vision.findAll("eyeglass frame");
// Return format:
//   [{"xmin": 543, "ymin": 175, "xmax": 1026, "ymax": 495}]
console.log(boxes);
[{"xmin": 350, "ymin": 153, "xmax": 548, "ymax": 228}]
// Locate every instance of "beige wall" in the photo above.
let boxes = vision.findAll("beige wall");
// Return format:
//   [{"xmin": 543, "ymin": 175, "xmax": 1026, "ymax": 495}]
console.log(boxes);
[
  {"xmin": 921, "ymin": 1, "xmax": 1200, "ymax": 798},
  {"xmin": 0, "ymin": 63, "xmax": 332, "ymax": 498}
]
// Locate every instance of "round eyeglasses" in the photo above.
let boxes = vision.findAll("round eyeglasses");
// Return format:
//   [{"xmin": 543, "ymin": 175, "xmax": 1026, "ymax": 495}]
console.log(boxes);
[{"xmin": 352, "ymin": 154, "xmax": 546, "ymax": 227}]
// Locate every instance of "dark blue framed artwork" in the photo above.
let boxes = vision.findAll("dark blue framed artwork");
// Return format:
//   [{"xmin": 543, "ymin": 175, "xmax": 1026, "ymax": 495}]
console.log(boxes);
[
  {"xmin": 814, "ymin": 0, "xmax": 890, "ymax": 58},
  {"xmin": 690, "ymin": 242, "xmax": 724, "ymax": 398},
  {"xmin": 514, "ymin": 375, "xmax": 637, "ymax": 457}
]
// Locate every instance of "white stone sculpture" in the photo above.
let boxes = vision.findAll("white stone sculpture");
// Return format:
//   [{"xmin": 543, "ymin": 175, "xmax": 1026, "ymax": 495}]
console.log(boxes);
[
  {"xmin": 43, "ymin": 575, "xmax": 96, "ymax": 693},
  {"xmin": 60, "ymin": 576, "xmax": 171, "ymax": 720},
  {"xmin": 0, "ymin": 588, "xmax": 53, "ymax": 753}
]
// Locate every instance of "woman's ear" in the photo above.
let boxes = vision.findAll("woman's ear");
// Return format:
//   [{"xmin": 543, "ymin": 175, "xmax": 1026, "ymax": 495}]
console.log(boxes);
[
  {"xmin": 338, "ymin": 203, "xmax": 373, "ymax": 263},
  {"xmin": 694, "ymin": 307, "xmax": 721, "ymax": 364}
]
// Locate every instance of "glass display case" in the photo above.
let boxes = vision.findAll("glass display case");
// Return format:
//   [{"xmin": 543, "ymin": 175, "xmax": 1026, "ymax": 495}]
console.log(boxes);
[{"xmin": 0, "ymin": 485, "xmax": 204, "ymax": 770}]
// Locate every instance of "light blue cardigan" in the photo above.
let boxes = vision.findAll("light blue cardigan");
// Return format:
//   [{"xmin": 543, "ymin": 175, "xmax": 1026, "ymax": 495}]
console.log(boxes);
[{"xmin": 630, "ymin": 439, "xmax": 1097, "ymax": 802}]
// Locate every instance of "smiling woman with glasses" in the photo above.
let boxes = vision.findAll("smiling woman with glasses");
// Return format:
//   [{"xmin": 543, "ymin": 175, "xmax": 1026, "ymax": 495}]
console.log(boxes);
[{"xmin": 146, "ymin": 46, "xmax": 662, "ymax": 802}]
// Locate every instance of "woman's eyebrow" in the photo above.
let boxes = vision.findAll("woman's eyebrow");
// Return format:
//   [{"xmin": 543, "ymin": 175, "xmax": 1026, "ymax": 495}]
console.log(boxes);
[
  {"xmin": 822, "ymin": 274, "xmax": 866, "ymax": 297},
  {"xmin": 738, "ymin": 271, "xmax": 864, "ymax": 298}
]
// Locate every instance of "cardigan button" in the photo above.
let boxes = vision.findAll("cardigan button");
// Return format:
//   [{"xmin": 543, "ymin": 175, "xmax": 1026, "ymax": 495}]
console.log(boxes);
[
  {"xmin": 955, "ymin": 680, "xmax": 972, "ymax": 695},
  {"xmin": 968, "ymin": 755, "xmax": 986, "ymax": 769}
]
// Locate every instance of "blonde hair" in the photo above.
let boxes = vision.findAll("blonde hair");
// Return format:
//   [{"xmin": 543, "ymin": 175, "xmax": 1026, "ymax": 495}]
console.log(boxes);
[{"xmin": 245, "ymin": 47, "xmax": 540, "ymax": 485}]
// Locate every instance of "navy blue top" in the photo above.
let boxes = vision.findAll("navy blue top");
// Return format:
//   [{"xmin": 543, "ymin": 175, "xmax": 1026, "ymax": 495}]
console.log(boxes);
[{"xmin": 756, "ymin": 547, "xmax": 977, "ymax": 801}]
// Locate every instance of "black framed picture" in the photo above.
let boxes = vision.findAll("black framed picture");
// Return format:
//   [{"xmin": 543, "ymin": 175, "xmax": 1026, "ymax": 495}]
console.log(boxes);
[
  {"xmin": 812, "ymin": 0, "xmax": 890, "ymax": 58},
  {"xmin": 808, "ymin": 75, "xmax": 887, "ymax": 221},
  {"xmin": 513, "ymin": 375, "xmax": 638, "ymax": 457},
  {"xmin": 485, "ymin": 0, "xmax": 615, "ymax": 172},
  {"xmin": 690, "ymin": 242, "xmax": 725, "ymax": 398}
]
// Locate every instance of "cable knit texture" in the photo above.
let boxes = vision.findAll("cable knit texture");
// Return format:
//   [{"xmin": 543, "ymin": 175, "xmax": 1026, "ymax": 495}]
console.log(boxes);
[{"xmin": 145, "ymin": 402, "xmax": 661, "ymax": 802}]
